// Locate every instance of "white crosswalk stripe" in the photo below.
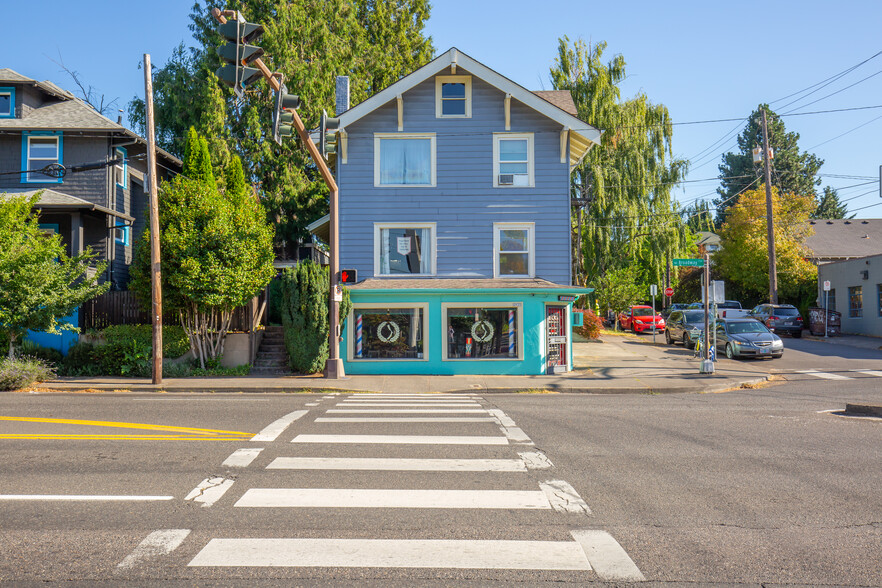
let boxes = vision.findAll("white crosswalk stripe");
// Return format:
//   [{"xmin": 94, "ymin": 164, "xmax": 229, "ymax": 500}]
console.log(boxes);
[
  {"xmin": 267, "ymin": 456, "xmax": 528, "ymax": 471},
  {"xmin": 291, "ymin": 434, "xmax": 509, "ymax": 445},
  {"xmin": 849, "ymin": 369, "xmax": 882, "ymax": 377},
  {"xmin": 796, "ymin": 370, "xmax": 854, "ymax": 380}
]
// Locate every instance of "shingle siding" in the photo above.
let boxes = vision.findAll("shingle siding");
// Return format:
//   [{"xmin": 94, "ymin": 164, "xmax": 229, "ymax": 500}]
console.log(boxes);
[{"xmin": 339, "ymin": 70, "xmax": 571, "ymax": 284}]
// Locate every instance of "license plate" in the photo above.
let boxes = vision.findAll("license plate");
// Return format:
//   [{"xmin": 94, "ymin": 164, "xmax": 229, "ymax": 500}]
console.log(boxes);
[{"xmin": 761, "ymin": 348, "xmax": 769, "ymax": 354}]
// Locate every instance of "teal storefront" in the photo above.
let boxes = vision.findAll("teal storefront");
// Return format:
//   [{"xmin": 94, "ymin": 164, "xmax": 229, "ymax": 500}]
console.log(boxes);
[{"xmin": 342, "ymin": 281, "xmax": 592, "ymax": 375}]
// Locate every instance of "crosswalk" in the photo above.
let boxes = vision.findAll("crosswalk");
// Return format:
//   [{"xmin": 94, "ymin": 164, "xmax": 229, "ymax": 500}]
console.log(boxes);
[
  {"xmin": 125, "ymin": 393, "xmax": 645, "ymax": 581},
  {"xmin": 795, "ymin": 369, "xmax": 882, "ymax": 380}
]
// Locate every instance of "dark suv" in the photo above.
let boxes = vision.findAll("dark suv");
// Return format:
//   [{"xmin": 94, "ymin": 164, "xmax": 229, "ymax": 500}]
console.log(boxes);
[
  {"xmin": 665, "ymin": 309, "xmax": 706, "ymax": 346},
  {"xmin": 747, "ymin": 304, "xmax": 804, "ymax": 337}
]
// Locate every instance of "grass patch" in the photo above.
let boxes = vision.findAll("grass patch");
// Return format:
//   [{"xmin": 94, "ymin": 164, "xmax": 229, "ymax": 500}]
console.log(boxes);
[
  {"xmin": 516, "ymin": 388, "xmax": 559, "ymax": 394},
  {"xmin": 600, "ymin": 328, "xmax": 641, "ymax": 339}
]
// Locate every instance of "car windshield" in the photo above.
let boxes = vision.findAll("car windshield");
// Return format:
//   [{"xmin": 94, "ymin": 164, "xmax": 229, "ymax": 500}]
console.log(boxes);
[
  {"xmin": 774, "ymin": 308, "xmax": 800, "ymax": 316},
  {"xmin": 684, "ymin": 311, "xmax": 704, "ymax": 323},
  {"xmin": 728, "ymin": 322, "xmax": 770, "ymax": 334},
  {"xmin": 718, "ymin": 301, "xmax": 741, "ymax": 309}
]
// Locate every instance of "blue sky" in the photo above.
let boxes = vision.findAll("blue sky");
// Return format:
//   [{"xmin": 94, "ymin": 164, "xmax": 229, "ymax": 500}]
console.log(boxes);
[{"xmin": 6, "ymin": 0, "xmax": 882, "ymax": 215}]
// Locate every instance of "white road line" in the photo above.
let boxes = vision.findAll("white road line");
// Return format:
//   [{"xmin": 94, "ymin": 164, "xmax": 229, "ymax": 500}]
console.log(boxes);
[
  {"xmin": 0, "ymin": 495, "xmax": 173, "ymax": 501},
  {"xmin": 342, "ymin": 394, "xmax": 478, "ymax": 398},
  {"xmin": 184, "ymin": 477, "xmax": 235, "ymax": 508},
  {"xmin": 488, "ymin": 409, "xmax": 534, "ymax": 444},
  {"xmin": 266, "ymin": 457, "xmax": 527, "ymax": 472},
  {"xmin": 519, "ymin": 451, "xmax": 554, "ymax": 469},
  {"xmin": 250, "ymin": 410, "xmax": 308, "ymax": 442},
  {"xmin": 326, "ymin": 409, "xmax": 488, "ymax": 414},
  {"xmin": 117, "ymin": 529, "xmax": 191, "ymax": 570},
  {"xmin": 338, "ymin": 398, "xmax": 480, "ymax": 403},
  {"xmin": 850, "ymin": 369, "xmax": 882, "ymax": 377},
  {"xmin": 188, "ymin": 537, "xmax": 591, "ymax": 570},
  {"xmin": 235, "ymin": 488, "xmax": 551, "ymax": 509},
  {"xmin": 795, "ymin": 370, "xmax": 853, "ymax": 380},
  {"xmin": 540, "ymin": 480, "xmax": 591, "ymax": 514},
  {"xmin": 337, "ymin": 403, "xmax": 481, "ymax": 408},
  {"xmin": 222, "ymin": 448, "xmax": 263, "ymax": 468},
  {"xmin": 487, "ymin": 409, "xmax": 516, "ymax": 427},
  {"xmin": 315, "ymin": 417, "xmax": 497, "ymax": 423},
  {"xmin": 571, "ymin": 530, "xmax": 645, "ymax": 582},
  {"xmin": 290, "ymin": 434, "xmax": 508, "ymax": 445},
  {"xmin": 304, "ymin": 402, "xmax": 319, "ymax": 407}
]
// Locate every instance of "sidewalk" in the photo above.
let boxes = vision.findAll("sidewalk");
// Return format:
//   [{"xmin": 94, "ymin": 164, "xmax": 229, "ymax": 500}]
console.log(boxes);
[
  {"xmin": 34, "ymin": 335, "xmax": 770, "ymax": 395},
  {"xmin": 802, "ymin": 333, "xmax": 882, "ymax": 352}
]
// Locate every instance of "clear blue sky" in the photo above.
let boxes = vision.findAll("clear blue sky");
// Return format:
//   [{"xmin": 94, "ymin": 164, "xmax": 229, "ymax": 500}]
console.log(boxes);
[{"xmin": 6, "ymin": 1, "xmax": 882, "ymax": 215}]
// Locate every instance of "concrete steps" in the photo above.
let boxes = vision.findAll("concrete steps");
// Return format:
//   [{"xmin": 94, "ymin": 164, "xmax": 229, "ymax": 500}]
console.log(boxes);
[{"xmin": 250, "ymin": 326, "xmax": 290, "ymax": 375}]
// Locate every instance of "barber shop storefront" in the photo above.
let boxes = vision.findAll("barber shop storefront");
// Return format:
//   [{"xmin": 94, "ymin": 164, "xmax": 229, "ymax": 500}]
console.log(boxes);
[{"xmin": 342, "ymin": 280, "xmax": 591, "ymax": 375}]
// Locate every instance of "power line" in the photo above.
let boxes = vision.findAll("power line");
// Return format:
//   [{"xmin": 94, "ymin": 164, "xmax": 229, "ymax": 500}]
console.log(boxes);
[
  {"xmin": 772, "ymin": 50, "xmax": 882, "ymax": 110},
  {"xmin": 782, "ymin": 68, "xmax": 882, "ymax": 115}
]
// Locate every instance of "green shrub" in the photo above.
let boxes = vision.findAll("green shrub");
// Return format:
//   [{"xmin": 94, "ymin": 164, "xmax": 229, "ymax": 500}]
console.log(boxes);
[
  {"xmin": 0, "ymin": 357, "xmax": 55, "ymax": 390},
  {"xmin": 102, "ymin": 324, "xmax": 190, "ymax": 358},
  {"xmin": 59, "ymin": 342, "xmax": 102, "ymax": 377},
  {"xmin": 574, "ymin": 310, "xmax": 603, "ymax": 340},
  {"xmin": 16, "ymin": 340, "xmax": 64, "ymax": 366}
]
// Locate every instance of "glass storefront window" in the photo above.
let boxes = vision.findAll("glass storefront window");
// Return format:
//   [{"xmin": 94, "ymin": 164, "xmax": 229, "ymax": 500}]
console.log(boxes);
[
  {"xmin": 353, "ymin": 307, "xmax": 424, "ymax": 360},
  {"xmin": 446, "ymin": 307, "xmax": 518, "ymax": 360}
]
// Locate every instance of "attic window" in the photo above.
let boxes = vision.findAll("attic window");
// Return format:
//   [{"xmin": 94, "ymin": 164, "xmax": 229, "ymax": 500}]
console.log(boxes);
[
  {"xmin": 435, "ymin": 75, "xmax": 471, "ymax": 118},
  {"xmin": 0, "ymin": 87, "xmax": 14, "ymax": 118}
]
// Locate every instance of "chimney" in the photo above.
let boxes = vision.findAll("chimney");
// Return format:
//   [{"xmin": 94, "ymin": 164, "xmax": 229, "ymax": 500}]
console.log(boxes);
[
  {"xmin": 117, "ymin": 109, "xmax": 123, "ymax": 125},
  {"xmin": 335, "ymin": 76, "xmax": 350, "ymax": 116}
]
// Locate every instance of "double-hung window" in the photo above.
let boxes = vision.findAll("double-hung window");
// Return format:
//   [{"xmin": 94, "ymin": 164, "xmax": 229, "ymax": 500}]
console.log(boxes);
[
  {"xmin": 22, "ymin": 132, "xmax": 63, "ymax": 183},
  {"xmin": 115, "ymin": 224, "xmax": 130, "ymax": 246},
  {"xmin": 493, "ymin": 222, "xmax": 534, "ymax": 278},
  {"xmin": 435, "ymin": 75, "xmax": 471, "ymax": 118},
  {"xmin": 374, "ymin": 222, "xmax": 436, "ymax": 276},
  {"xmin": 848, "ymin": 286, "xmax": 863, "ymax": 318},
  {"xmin": 493, "ymin": 133, "xmax": 533, "ymax": 187},
  {"xmin": 0, "ymin": 87, "xmax": 14, "ymax": 118},
  {"xmin": 114, "ymin": 147, "xmax": 128, "ymax": 188},
  {"xmin": 375, "ymin": 133, "xmax": 435, "ymax": 187}
]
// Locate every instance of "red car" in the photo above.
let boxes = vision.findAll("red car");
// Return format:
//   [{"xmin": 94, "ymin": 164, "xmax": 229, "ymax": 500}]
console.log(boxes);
[{"xmin": 619, "ymin": 305, "xmax": 666, "ymax": 333}]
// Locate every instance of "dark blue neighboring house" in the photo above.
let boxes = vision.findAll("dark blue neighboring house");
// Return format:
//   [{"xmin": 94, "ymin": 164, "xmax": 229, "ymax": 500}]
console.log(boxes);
[
  {"xmin": 309, "ymin": 49, "xmax": 601, "ymax": 375},
  {"xmin": 0, "ymin": 68, "xmax": 181, "ymax": 353}
]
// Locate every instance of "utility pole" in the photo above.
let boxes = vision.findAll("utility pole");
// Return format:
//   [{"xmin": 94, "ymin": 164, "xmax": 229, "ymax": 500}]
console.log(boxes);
[
  {"xmin": 211, "ymin": 8, "xmax": 344, "ymax": 379},
  {"xmin": 761, "ymin": 108, "xmax": 778, "ymax": 304},
  {"xmin": 143, "ymin": 54, "xmax": 162, "ymax": 386}
]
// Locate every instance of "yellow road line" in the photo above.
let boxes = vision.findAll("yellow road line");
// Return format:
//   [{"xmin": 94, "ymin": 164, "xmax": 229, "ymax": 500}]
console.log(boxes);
[
  {"xmin": 0, "ymin": 416, "xmax": 251, "ymax": 437},
  {"xmin": 0, "ymin": 434, "xmax": 252, "ymax": 441}
]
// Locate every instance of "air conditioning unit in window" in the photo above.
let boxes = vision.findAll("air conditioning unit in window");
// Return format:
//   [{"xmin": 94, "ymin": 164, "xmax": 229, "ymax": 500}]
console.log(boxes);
[{"xmin": 498, "ymin": 174, "xmax": 514, "ymax": 185}]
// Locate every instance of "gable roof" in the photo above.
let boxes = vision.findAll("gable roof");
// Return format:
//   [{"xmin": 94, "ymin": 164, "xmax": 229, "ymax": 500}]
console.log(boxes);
[
  {"xmin": 0, "ymin": 68, "xmax": 75, "ymax": 99},
  {"xmin": 337, "ymin": 48, "xmax": 602, "ymax": 167},
  {"xmin": 1, "ymin": 188, "xmax": 135, "ymax": 222},
  {"xmin": 805, "ymin": 219, "xmax": 882, "ymax": 261},
  {"xmin": 532, "ymin": 91, "xmax": 578, "ymax": 117}
]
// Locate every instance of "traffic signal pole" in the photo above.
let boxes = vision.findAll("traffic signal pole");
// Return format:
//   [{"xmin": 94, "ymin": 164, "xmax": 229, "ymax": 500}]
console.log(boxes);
[{"xmin": 212, "ymin": 8, "xmax": 345, "ymax": 379}]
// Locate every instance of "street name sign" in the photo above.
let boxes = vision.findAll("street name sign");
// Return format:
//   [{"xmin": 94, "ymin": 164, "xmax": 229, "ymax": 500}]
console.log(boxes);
[{"xmin": 672, "ymin": 258, "xmax": 705, "ymax": 267}]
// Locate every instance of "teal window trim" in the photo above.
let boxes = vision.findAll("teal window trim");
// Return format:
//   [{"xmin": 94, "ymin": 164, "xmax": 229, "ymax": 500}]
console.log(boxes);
[
  {"xmin": 114, "ymin": 224, "xmax": 131, "ymax": 246},
  {"xmin": 38, "ymin": 223, "xmax": 60, "ymax": 234},
  {"xmin": 115, "ymin": 146, "xmax": 128, "ymax": 188},
  {"xmin": 0, "ymin": 86, "xmax": 14, "ymax": 118},
  {"xmin": 21, "ymin": 131, "xmax": 63, "ymax": 184}
]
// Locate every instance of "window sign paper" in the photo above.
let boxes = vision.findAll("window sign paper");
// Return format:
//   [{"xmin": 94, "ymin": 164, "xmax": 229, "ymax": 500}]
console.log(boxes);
[{"xmin": 396, "ymin": 236, "xmax": 412, "ymax": 256}]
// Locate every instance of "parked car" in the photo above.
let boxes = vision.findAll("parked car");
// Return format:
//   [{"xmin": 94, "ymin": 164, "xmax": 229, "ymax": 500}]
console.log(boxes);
[
  {"xmin": 661, "ymin": 303, "xmax": 688, "ymax": 319},
  {"xmin": 714, "ymin": 318, "xmax": 784, "ymax": 359},
  {"xmin": 747, "ymin": 304, "xmax": 804, "ymax": 337},
  {"xmin": 664, "ymin": 309, "xmax": 706, "ymax": 346},
  {"xmin": 716, "ymin": 300, "xmax": 751, "ymax": 319},
  {"xmin": 618, "ymin": 305, "xmax": 666, "ymax": 333}
]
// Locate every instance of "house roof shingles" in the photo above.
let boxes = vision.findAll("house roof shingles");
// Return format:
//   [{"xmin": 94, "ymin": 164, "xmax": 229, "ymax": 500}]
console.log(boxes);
[
  {"xmin": 348, "ymin": 278, "xmax": 591, "ymax": 292},
  {"xmin": 1, "ymin": 188, "xmax": 135, "ymax": 222},
  {"xmin": 532, "ymin": 90, "xmax": 578, "ymax": 117},
  {"xmin": 805, "ymin": 219, "xmax": 882, "ymax": 261}
]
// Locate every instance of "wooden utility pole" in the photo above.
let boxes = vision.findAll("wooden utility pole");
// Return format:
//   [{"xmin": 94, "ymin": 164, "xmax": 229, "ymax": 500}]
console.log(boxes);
[
  {"xmin": 143, "ymin": 54, "xmax": 163, "ymax": 385},
  {"xmin": 211, "ymin": 8, "xmax": 344, "ymax": 379},
  {"xmin": 761, "ymin": 108, "xmax": 778, "ymax": 304}
]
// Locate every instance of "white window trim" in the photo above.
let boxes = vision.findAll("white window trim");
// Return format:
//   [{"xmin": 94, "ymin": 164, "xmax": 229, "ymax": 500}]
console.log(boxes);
[
  {"xmin": 441, "ymin": 301, "xmax": 524, "ymax": 362},
  {"xmin": 493, "ymin": 222, "xmax": 535, "ymax": 279},
  {"xmin": 374, "ymin": 133, "xmax": 436, "ymax": 187},
  {"xmin": 435, "ymin": 75, "xmax": 472, "ymax": 118},
  {"xmin": 493, "ymin": 132, "xmax": 534, "ymax": 188},
  {"xmin": 25, "ymin": 134, "xmax": 61, "ymax": 184},
  {"xmin": 348, "ymin": 302, "xmax": 430, "ymax": 362},
  {"xmin": 373, "ymin": 222, "xmax": 437, "ymax": 277}
]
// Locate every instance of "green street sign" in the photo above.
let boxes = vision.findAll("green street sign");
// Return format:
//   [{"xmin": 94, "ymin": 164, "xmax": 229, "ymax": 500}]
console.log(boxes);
[{"xmin": 673, "ymin": 258, "xmax": 705, "ymax": 267}]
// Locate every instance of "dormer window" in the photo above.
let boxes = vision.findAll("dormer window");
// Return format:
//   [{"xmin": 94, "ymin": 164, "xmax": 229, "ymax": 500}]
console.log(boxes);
[
  {"xmin": 0, "ymin": 87, "xmax": 14, "ymax": 118},
  {"xmin": 435, "ymin": 75, "xmax": 471, "ymax": 118}
]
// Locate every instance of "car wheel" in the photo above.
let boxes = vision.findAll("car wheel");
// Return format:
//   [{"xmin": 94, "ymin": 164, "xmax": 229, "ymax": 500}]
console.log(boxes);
[
  {"xmin": 726, "ymin": 343, "xmax": 735, "ymax": 359},
  {"xmin": 665, "ymin": 330, "xmax": 673, "ymax": 345},
  {"xmin": 683, "ymin": 334, "xmax": 690, "ymax": 347}
]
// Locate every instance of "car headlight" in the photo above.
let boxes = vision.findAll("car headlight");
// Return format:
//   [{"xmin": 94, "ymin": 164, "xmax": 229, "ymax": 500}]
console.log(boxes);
[
  {"xmin": 772, "ymin": 340, "xmax": 783, "ymax": 348},
  {"xmin": 635, "ymin": 320, "xmax": 644, "ymax": 324}
]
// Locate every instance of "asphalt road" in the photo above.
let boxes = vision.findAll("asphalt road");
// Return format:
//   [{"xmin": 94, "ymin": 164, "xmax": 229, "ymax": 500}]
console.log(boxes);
[{"xmin": 1, "ymin": 342, "xmax": 880, "ymax": 586}]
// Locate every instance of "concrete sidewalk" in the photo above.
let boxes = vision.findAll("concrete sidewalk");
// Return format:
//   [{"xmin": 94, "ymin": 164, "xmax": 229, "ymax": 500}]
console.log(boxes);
[
  {"xmin": 34, "ymin": 335, "xmax": 770, "ymax": 395},
  {"xmin": 802, "ymin": 333, "xmax": 882, "ymax": 352}
]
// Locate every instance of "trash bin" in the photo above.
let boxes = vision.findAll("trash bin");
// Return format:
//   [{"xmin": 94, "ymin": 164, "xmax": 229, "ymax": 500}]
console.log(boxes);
[{"xmin": 808, "ymin": 307, "xmax": 841, "ymax": 336}]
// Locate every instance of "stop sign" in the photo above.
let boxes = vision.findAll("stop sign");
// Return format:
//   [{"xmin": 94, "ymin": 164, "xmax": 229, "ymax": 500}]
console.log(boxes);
[{"xmin": 664, "ymin": 287, "xmax": 674, "ymax": 297}]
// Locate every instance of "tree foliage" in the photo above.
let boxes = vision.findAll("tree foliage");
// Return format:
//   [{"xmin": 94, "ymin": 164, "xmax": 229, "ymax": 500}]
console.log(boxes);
[
  {"xmin": 716, "ymin": 105, "xmax": 824, "ymax": 223},
  {"xmin": 279, "ymin": 260, "xmax": 351, "ymax": 374},
  {"xmin": 0, "ymin": 193, "xmax": 109, "ymax": 358},
  {"xmin": 592, "ymin": 264, "xmax": 643, "ymax": 330},
  {"xmin": 682, "ymin": 200, "xmax": 715, "ymax": 234},
  {"xmin": 715, "ymin": 187, "xmax": 817, "ymax": 304},
  {"xmin": 128, "ymin": 0, "xmax": 433, "ymax": 255},
  {"xmin": 813, "ymin": 186, "xmax": 849, "ymax": 219},
  {"xmin": 550, "ymin": 37, "xmax": 691, "ymax": 293},
  {"xmin": 130, "ymin": 130, "xmax": 275, "ymax": 368}
]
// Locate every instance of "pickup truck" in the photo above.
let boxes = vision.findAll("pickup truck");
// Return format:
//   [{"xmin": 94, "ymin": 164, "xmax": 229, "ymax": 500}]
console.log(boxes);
[{"xmin": 686, "ymin": 301, "xmax": 752, "ymax": 320}]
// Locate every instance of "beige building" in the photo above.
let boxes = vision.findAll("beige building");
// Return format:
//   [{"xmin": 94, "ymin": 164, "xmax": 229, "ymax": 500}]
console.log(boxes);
[{"xmin": 816, "ymin": 253, "xmax": 882, "ymax": 338}]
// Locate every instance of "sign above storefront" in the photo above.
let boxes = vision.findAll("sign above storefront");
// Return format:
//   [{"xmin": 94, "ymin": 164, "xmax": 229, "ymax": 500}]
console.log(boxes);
[{"xmin": 557, "ymin": 295, "xmax": 577, "ymax": 302}]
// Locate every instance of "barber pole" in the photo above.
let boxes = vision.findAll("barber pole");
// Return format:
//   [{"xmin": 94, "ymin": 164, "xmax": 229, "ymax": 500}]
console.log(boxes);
[
  {"xmin": 508, "ymin": 310, "xmax": 515, "ymax": 356},
  {"xmin": 355, "ymin": 314, "xmax": 363, "ymax": 358}
]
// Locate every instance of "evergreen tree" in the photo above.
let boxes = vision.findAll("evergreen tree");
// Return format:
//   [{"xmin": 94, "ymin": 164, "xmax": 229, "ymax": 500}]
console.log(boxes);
[
  {"xmin": 716, "ymin": 105, "xmax": 823, "ymax": 223},
  {"xmin": 812, "ymin": 186, "xmax": 849, "ymax": 219},
  {"xmin": 551, "ymin": 37, "xmax": 691, "ymax": 292},
  {"xmin": 682, "ymin": 200, "xmax": 715, "ymax": 233},
  {"xmin": 182, "ymin": 126, "xmax": 217, "ymax": 190}
]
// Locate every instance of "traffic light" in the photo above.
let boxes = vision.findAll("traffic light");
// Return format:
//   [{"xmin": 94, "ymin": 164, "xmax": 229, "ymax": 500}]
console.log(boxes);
[
  {"xmin": 340, "ymin": 269, "xmax": 358, "ymax": 284},
  {"xmin": 319, "ymin": 109, "xmax": 341, "ymax": 160},
  {"xmin": 216, "ymin": 17, "xmax": 265, "ymax": 97},
  {"xmin": 272, "ymin": 84, "xmax": 301, "ymax": 145}
]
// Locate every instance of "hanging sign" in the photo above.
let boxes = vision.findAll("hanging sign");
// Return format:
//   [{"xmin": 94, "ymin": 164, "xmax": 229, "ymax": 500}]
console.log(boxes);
[{"xmin": 396, "ymin": 236, "xmax": 412, "ymax": 256}]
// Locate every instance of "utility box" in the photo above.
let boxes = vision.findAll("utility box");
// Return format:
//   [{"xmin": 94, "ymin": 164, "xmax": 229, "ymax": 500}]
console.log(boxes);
[{"xmin": 808, "ymin": 307, "xmax": 841, "ymax": 336}]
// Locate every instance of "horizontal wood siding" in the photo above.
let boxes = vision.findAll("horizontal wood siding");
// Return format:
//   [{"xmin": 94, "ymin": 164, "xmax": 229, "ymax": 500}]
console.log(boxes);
[{"xmin": 339, "ymin": 70, "xmax": 571, "ymax": 283}]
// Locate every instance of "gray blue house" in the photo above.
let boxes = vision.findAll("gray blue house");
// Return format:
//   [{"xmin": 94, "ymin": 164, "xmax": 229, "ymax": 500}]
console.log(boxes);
[
  {"xmin": 311, "ymin": 49, "xmax": 601, "ymax": 375},
  {"xmin": 0, "ymin": 68, "xmax": 180, "ymax": 351}
]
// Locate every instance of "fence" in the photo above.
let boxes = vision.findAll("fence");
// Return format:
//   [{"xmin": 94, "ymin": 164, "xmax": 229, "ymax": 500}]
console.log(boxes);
[{"xmin": 79, "ymin": 290, "xmax": 266, "ymax": 332}]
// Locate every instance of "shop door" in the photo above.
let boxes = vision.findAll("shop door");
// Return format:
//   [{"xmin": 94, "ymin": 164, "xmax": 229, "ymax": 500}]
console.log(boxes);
[{"xmin": 546, "ymin": 306, "xmax": 568, "ymax": 374}]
